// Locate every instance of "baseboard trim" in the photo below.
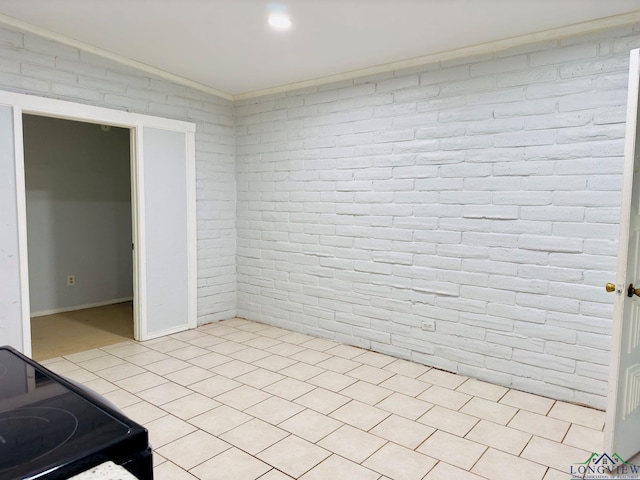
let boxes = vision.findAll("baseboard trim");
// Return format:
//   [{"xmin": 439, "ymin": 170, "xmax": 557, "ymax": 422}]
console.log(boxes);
[{"xmin": 31, "ymin": 297, "xmax": 134, "ymax": 318}]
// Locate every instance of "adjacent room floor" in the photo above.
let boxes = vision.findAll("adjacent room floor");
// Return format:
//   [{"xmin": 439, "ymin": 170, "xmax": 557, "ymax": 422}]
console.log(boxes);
[
  {"xmin": 31, "ymin": 302, "xmax": 134, "ymax": 361},
  {"xmin": 42, "ymin": 318, "xmax": 607, "ymax": 480}
]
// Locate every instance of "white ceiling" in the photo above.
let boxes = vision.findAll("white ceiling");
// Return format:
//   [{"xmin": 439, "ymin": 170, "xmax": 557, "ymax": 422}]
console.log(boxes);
[{"xmin": 0, "ymin": 1, "xmax": 639, "ymax": 99}]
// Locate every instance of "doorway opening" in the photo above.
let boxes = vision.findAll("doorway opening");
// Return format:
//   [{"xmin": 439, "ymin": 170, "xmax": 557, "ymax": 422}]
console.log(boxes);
[
  {"xmin": 0, "ymin": 89, "xmax": 197, "ymax": 357},
  {"xmin": 22, "ymin": 114, "xmax": 134, "ymax": 360}
]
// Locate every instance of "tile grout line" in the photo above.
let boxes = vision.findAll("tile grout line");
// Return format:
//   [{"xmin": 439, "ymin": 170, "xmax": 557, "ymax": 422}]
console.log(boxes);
[{"xmin": 45, "ymin": 318, "xmax": 605, "ymax": 480}]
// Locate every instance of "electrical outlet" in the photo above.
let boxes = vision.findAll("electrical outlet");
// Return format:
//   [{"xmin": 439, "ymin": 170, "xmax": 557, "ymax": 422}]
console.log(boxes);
[
  {"xmin": 67, "ymin": 275, "xmax": 75, "ymax": 286},
  {"xmin": 421, "ymin": 320, "xmax": 436, "ymax": 332}
]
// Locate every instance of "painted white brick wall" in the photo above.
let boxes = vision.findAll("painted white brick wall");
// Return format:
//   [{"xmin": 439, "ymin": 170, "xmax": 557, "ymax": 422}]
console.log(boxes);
[
  {"xmin": 6, "ymin": 19, "xmax": 640, "ymax": 409},
  {"xmin": 0, "ymin": 25, "xmax": 237, "ymax": 323},
  {"xmin": 236, "ymin": 23, "xmax": 640, "ymax": 409}
]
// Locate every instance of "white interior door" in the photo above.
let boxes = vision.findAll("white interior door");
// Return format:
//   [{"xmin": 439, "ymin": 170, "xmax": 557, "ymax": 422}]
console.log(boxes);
[
  {"xmin": 137, "ymin": 126, "xmax": 196, "ymax": 340},
  {"xmin": 605, "ymin": 48, "xmax": 640, "ymax": 461}
]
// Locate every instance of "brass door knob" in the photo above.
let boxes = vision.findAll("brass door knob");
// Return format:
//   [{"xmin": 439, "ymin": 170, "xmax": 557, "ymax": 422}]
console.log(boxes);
[
  {"xmin": 606, "ymin": 283, "xmax": 616, "ymax": 293},
  {"xmin": 628, "ymin": 284, "xmax": 640, "ymax": 298}
]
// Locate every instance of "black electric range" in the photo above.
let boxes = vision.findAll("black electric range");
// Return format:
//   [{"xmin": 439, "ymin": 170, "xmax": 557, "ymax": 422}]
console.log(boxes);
[{"xmin": 0, "ymin": 346, "xmax": 152, "ymax": 480}]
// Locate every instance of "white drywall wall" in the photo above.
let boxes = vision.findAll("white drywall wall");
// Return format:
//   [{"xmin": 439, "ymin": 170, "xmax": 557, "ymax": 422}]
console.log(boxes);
[{"xmin": 23, "ymin": 114, "xmax": 132, "ymax": 314}]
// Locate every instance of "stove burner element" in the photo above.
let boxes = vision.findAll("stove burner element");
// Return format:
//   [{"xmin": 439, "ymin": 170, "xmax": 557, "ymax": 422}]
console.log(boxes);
[{"xmin": 0, "ymin": 407, "xmax": 78, "ymax": 473}]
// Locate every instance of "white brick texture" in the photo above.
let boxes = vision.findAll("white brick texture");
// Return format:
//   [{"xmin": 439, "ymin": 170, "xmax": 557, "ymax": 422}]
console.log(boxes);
[
  {"xmin": 5, "ymin": 20, "xmax": 640, "ymax": 410},
  {"xmin": 0, "ymin": 24, "xmax": 237, "ymax": 324},
  {"xmin": 235, "ymin": 23, "xmax": 640, "ymax": 409}
]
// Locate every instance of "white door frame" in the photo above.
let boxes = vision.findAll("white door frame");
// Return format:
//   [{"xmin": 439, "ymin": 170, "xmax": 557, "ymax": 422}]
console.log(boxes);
[{"xmin": 0, "ymin": 90, "xmax": 197, "ymax": 356}]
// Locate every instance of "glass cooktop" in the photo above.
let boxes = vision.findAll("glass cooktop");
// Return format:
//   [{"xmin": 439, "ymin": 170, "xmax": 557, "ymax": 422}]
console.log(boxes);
[{"xmin": 0, "ymin": 347, "xmax": 138, "ymax": 480}]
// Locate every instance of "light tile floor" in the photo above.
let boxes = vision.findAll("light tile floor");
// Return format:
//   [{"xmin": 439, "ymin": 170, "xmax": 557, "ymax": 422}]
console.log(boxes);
[{"xmin": 43, "ymin": 318, "xmax": 608, "ymax": 480}]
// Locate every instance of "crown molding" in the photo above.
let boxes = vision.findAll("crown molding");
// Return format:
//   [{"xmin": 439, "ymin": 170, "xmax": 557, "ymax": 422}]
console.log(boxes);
[
  {"xmin": 1, "ymin": 10, "xmax": 639, "ymax": 103},
  {"xmin": 234, "ymin": 10, "xmax": 640, "ymax": 101},
  {"xmin": 0, "ymin": 13, "xmax": 233, "ymax": 101}
]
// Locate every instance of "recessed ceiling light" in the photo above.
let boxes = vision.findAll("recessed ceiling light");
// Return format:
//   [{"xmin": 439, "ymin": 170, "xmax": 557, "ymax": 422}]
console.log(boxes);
[{"xmin": 268, "ymin": 13, "xmax": 292, "ymax": 30}]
